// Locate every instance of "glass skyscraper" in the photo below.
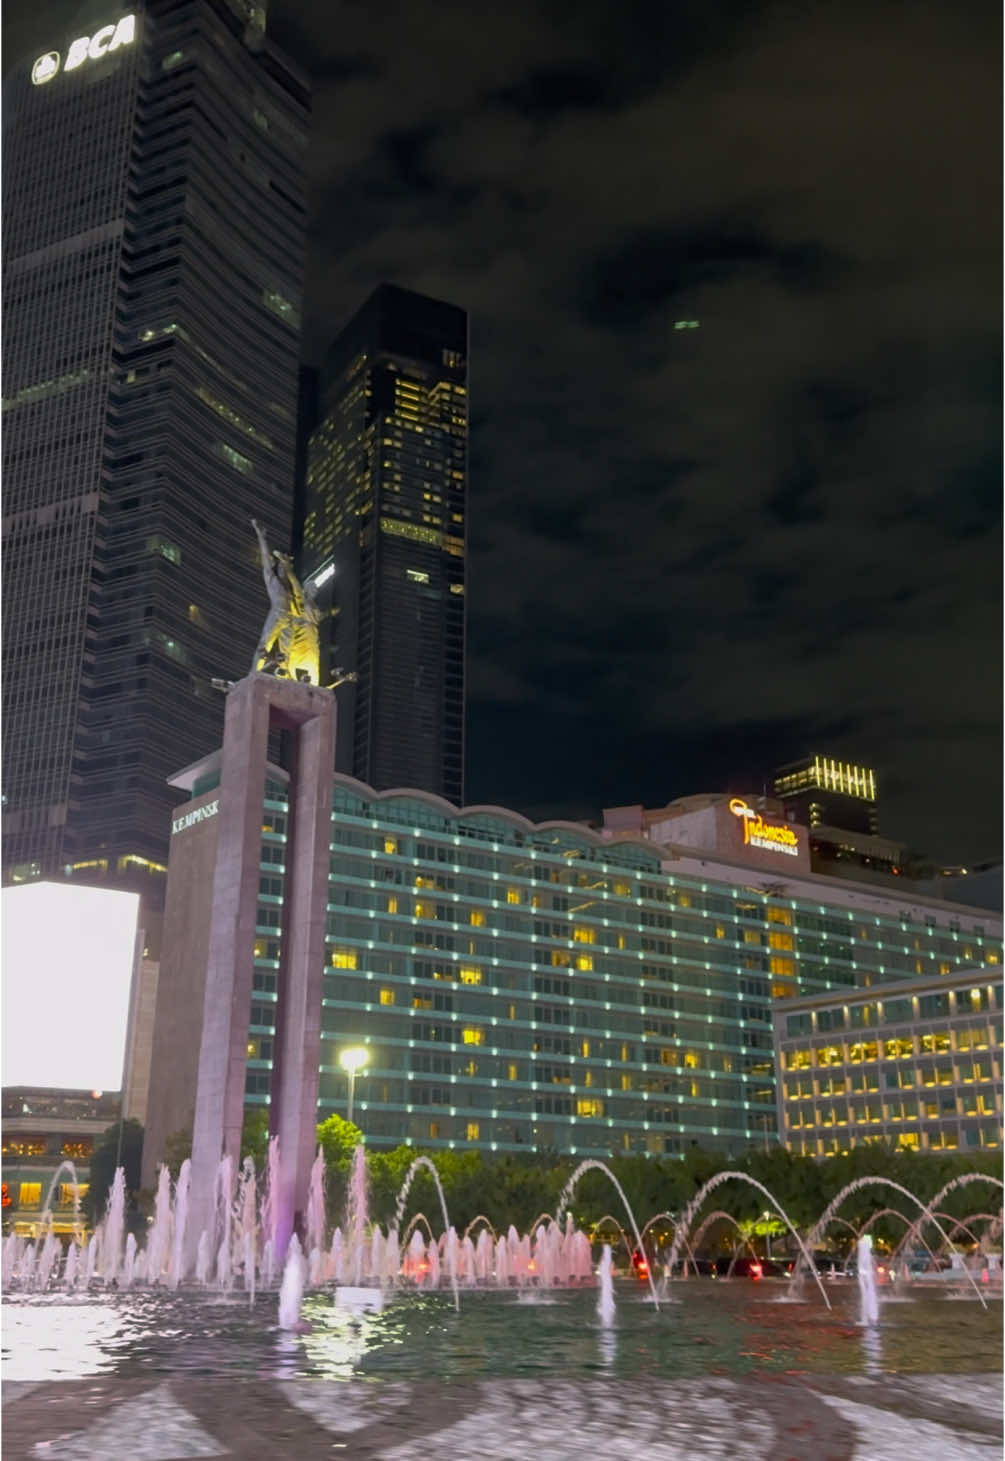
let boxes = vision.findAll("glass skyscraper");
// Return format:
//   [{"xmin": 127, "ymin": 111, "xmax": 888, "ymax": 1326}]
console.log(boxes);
[
  {"xmin": 302, "ymin": 285, "xmax": 468, "ymax": 803},
  {"xmin": 2, "ymin": 0, "xmax": 308, "ymax": 890}
]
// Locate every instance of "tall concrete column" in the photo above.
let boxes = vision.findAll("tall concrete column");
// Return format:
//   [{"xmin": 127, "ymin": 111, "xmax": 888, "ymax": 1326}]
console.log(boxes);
[
  {"xmin": 271, "ymin": 701, "xmax": 335, "ymax": 1258},
  {"xmin": 187, "ymin": 673, "xmax": 334, "ymax": 1267}
]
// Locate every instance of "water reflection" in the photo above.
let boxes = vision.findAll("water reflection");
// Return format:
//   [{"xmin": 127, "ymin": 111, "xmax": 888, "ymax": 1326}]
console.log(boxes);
[{"xmin": 2, "ymin": 1284, "xmax": 1000, "ymax": 1386}]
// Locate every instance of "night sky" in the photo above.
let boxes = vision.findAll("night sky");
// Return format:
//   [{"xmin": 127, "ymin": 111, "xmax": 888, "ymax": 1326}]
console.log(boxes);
[{"xmin": 9, "ymin": 0, "xmax": 1002, "ymax": 864}]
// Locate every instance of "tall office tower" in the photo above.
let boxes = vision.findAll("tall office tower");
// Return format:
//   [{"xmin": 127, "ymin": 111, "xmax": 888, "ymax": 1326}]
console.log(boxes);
[
  {"xmin": 773, "ymin": 756, "xmax": 879, "ymax": 835},
  {"xmin": 302, "ymin": 284, "xmax": 469, "ymax": 802},
  {"xmin": 2, "ymin": 0, "xmax": 308, "ymax": 891}
]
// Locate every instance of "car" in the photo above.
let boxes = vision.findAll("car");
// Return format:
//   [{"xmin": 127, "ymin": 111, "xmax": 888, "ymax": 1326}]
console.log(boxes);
[{"xmin": 715, "ymin": 1256, "xmax": 764, "ymax": 1279}]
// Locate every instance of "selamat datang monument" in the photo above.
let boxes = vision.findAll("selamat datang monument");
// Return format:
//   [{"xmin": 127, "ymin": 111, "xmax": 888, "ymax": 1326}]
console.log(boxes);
[{"xmin": 181, "ymin": 521, "xmax": 335, "ymax": 1268}]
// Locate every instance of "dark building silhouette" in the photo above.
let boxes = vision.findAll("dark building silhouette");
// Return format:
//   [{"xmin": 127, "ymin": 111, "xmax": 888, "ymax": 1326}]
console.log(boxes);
[
  {"xmin": 2, "ymin": 0, "xmax": 309, "ymax": 893},
  {"xmin": 302, "ymin": 284, "xmax": 468, "ymax": 802},
  {"xmin": 773, "ymin": 755, "xmax": 879, "ymax": 836}
]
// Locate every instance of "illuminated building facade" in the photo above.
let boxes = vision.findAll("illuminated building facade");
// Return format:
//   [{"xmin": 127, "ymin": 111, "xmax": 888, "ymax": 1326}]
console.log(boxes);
[
  {"xmin": 301, "ymin": 285, "xmax": 468, "ymax": 803},
  {"xmin": 146, "ymin": 771, "xmax": 1002, "ymax": 1165},
  {"xmin": 774, "ymin": 970, "xmax": 1003, "ymax": 1156},
  {"xmin": 1, "ymin": 0, "xmax": 308, "ymax": 893},
  {"xmin": 773, "ymin": 756, "xmax": 879, "ymax": 836}
]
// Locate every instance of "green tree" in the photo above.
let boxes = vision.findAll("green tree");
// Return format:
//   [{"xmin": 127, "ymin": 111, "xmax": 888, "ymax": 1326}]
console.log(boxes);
[
  {"xmin": 241, "ymin": 1108, "xmax": 271, "ymax": 1168},
  {"xmin": 316, "ymin": 1112, "xmax": 363, "ymax": 1167},
  {"xmin": 162, "ymin": 1127, "xmax": 192, "ymax": 1180},
  {"xmin": 83, "ymin": 1119, "xmax": 144, "ymax": 1227}
]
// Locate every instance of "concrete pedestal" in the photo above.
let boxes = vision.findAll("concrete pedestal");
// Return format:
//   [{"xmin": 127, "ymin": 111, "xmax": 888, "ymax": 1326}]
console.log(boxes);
[{"xmin": 187, "ymin": 673, "xmax": 334, "ymax": 1268}]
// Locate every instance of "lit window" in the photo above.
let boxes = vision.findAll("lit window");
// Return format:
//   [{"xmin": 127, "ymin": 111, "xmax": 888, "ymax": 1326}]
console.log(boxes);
[
  {"xmin": 551, "ymin": 951, "xmax": 571, "ymax": 968},
  {"xmin": 573, "ymin": 927, "xmax": 595, "ymax": 944},
  {"xmin": 464, "ymin": 1059, "xmax": 478, "ymax": 1076},
  {"xmin": 415, "ymin": 900, "xmax": 436, "ymax": 919},
  {"xmin": 714, "ymin": 925, "xmax": 726, "ymax": 939},
  {"xmin": 379, "ymin": 989, "xmax": 395, "ymax": 1006},
  {"xmin": 768, "ymin": 932, "xmax": 794, "ymax": 951},
  {"xmin": 767, "ymin": 907, "xmax": 793, "ymax": 926},
  {"xmin": 387, "ymin": 896, "xmax": 398, "ymax": 914},
  {"xmin": 384, "ymin": 837, "xmax": 398, "ymax": 854},
  {"xmin": 459, "ymin": 967, "xmax": 482, "ymax": 985},
  {"xmin": 770, "ymin": 956, "xmax": 794, "ymax": 977},
  {"xmin": 507, "ymin": 1063, "xmax": 518, "ymax": 1080},
  {"xmin": 506, "ymin": 888, "xmax": 521, "ymax": 905},
  {"xmin": 678, "ymin": 893, "xmax": 692, "ymax": 908},
  {"xmin": 684, "ymin": 1051, "xmax": 699, "ymax": 1069},
  {"xmin": 429, "ymin": 1121, "xmax": 441, "ymax": 1139},
  {"xmin": 18, "ymin": 1183, "xmax": 41, "ymax": 1207},
  {"xmin": 470, "ymin": 909, "xmax": 486, "ymax": 926},
  {"xmin": 743, "ymin": 930, "xmax": 762, "ymax": 945},
  {"xmin": 466, "ymin": 1122, "xmax": 480, "ymax": 1141},
  {"xmin": 462, "ymin": 1027, "xmax": 484, "ymax": 1045},
  {"xmin": 575, "ymin": 955, "xmax": 593, "ymax": 971},
  {"xmin": 576, "ymin": 1098, "xmax": 604, "ymax": 1117},
  {"xmin": 581, "ymin": 1039, "xmax": 590, "ymax": 1057},
  {"xmin": 412, "ymin": 996, "xmax": 432, "ymax": 1010},
  {"xmin": 406, "ymin": 568, "xmax": 430, "ymax": 584},
  {"xmin": 331, "ymin": 950, "xmax": 357, "ymax": 969}
]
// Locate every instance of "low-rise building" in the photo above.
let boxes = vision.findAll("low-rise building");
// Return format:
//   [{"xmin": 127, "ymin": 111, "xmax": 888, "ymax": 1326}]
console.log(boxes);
[
  {"xmin": 773, "ymin": 971, "xmax": 1003, "ymax": 1156},
  {"xmin": 1, "ymin": 1087, "xmax": 121, "ymax": 1235}
]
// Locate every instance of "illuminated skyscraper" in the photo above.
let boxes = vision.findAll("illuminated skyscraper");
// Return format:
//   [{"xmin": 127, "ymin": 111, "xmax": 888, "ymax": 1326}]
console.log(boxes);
[
  {"xmin": 2, "ymin": 0, "xmax": 308, "ymax": 891},
  {"xmin": 773, "ymin": 756, "xmax": 879, "ymax": 836},
  {"xmin": 302, "ymin": 284, "xmax": 468, "ymax": 802}
]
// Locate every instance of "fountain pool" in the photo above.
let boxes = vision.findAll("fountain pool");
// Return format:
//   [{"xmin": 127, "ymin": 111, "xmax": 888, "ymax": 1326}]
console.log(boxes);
[{"xmin": 3, "ymin": 1280, "xmax": 1000, "ymax": 1386}]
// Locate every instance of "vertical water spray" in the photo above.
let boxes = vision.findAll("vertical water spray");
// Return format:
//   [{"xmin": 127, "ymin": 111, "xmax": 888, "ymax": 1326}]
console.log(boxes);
[
  {"xmin": 278, "ymin": 1234, "xmax": 305, "ymax": 1329},
  {"xmin": 146, "ymin": 1166, "xmax": 173, "ymax": 1285},
  {"xmin": 597, "ymin": 1244, "xmax": 615, "ymax": 1327},
  {"xmin": 345, "ymin": 1145, "xmax": 369, "ymax": 1287},
  {"xmin": 857, "ymin": 1235, "xmax": 879, "ymax": 1326},
  {"xmin": 169, "ymin": 1160, "xmax": 192, "ymax": 1290},
  {"xmin": 306, "ymin": 1149, "xmax": 326, "ymax": 1260},
  {"xmin": 99, "ymin": 1169, "xmax": 127, "ymax": 1282}
]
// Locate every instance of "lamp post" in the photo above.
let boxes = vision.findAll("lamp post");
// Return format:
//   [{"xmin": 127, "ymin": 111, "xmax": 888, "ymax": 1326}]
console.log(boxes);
[{"xmin": 340, "ymin": 1046, "xmax": 369, "ymax": 1126}]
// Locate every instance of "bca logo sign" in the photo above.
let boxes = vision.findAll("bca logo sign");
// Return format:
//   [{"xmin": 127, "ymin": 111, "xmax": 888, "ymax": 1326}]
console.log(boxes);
[{"xmin": 31, "ymin": 14, "xmax": 136, "ymax": 85}]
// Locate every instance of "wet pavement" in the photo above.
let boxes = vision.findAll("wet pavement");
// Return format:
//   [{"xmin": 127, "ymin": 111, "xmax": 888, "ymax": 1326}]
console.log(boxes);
[{"xmin": 3, "ymin": 1369, "xmax": 1002, "ymax": 1460}]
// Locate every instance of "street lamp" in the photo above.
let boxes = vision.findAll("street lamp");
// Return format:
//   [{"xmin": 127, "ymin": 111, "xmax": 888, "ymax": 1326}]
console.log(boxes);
[{"xmin": 340, "ymin": 1046, "xmax": 369, "ymax": 1125}]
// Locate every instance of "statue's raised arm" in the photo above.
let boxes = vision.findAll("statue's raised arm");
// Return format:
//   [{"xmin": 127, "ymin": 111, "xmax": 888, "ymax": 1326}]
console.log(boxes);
[{"xmin": 249, "ymin": 519, "xmax": 320, "ymax": 685}]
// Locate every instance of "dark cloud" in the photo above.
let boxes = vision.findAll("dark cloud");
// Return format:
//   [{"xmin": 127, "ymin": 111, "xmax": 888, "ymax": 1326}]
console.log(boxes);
[{"xmin": 6, "ymin": 0, "xmax": 1000, "ymax": 863}]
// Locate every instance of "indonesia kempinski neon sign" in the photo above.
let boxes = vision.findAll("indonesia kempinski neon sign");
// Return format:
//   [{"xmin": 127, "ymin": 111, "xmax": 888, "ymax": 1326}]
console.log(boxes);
[
  {"xmin": 729, "ymin": 798, "xmax": 800, "ymax": 857},
  {"xmin": 31, "ymin": 14, "xmax": 135, "ymax": 85}
]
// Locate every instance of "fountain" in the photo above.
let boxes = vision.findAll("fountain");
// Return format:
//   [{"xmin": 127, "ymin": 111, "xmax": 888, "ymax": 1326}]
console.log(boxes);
[
  {"xmin": 278, "ymin": 1234, "xmax": 305, "ymax": 1330},
  {"xmin": 596, "ymin": 1244, "xmax": 615, "ymax": 1327},
  {"xmin": 857, "ymin": 1235, "xmax": 879, "ymax": 1326},
  {"xmin": 555, "ymin": 1159, "xmax": 661, "ymax": 1308},
  {"xmin": 795, "ymin": 1176, "xmax": 990, "ymax": 1308},
  {"xmin": 664, "ymin": 1170, "xmax": 833, "ymax": 1309}
]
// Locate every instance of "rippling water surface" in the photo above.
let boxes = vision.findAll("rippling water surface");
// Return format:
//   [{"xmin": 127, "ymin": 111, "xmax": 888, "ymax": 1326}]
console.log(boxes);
[{"xmin": 3, "ymin": 1282, "xmax": 1001, "ymax": 1384}]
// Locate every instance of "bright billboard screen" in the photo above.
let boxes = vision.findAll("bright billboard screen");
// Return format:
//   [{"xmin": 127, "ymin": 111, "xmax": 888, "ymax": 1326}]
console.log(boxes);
[{"xmin": 2, "ymin": 882, "xmax": 139, "ymax": 1090}]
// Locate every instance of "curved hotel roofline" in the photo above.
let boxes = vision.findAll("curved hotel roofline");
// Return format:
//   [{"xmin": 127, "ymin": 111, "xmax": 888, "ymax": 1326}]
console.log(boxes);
[
  {"xmin": 327, "ymin": 773, "xmax": 1002, "ymax": 929},
  {"xmin": 329, "ymin": 772, "xmax": 663, "ymax": 860}
]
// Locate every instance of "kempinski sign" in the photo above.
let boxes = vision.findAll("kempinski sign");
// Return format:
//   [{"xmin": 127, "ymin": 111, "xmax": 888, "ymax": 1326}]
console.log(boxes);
[{"xmin": 171, "ymin": 800, "xmax": 219, "ymax": 836}]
